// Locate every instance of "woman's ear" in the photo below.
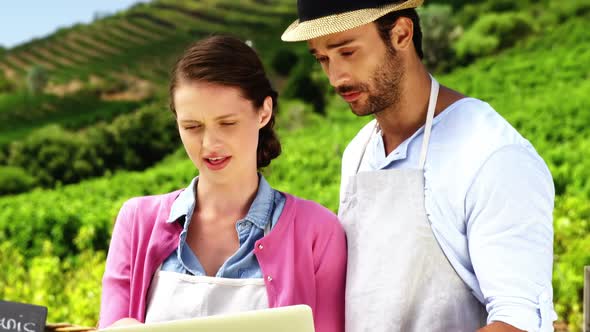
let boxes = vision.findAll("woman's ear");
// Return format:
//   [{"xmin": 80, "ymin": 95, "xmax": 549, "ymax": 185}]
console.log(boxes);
[{"xmin": 259, "ymin": 96, "xmax": 273, "ymax": 128}]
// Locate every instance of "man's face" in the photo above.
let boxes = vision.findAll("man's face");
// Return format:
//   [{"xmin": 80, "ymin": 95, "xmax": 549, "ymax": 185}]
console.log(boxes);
[{"xmin": 308, "ymin": 23, "xmax": 404, "ymax": 116}]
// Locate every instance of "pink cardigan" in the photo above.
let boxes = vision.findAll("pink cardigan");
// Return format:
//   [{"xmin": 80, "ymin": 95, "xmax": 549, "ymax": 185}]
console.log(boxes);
[{"xmin": 99, "ymin": 190, "xmax": 346, "ymax": 332}]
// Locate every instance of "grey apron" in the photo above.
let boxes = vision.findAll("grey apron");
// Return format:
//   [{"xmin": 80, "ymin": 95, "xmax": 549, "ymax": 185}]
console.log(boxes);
[{"xmin": 338, "ymin": 78, "xmax": 487, "ymax": 332}]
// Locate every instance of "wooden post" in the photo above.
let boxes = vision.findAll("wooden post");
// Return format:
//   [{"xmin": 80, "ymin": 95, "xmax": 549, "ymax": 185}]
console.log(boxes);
[{"xmin": 585, "ymin": 266, "xmax": 590, "ymax": 332}]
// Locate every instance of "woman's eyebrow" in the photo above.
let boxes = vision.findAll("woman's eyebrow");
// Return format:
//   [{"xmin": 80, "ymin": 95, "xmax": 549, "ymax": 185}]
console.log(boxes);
[{"xmin": 214, "ymin": 113, "xmax": 239, "ymax": 120}]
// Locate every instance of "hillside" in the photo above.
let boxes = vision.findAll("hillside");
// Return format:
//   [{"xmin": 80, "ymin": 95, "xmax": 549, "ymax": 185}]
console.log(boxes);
[
  {"xmin": 0, "ymin": 0, "xmax": 303, "ymax": 193},
  {"xmin": 0, "ymin": 0, "xmax": 298, "ymax": 146},
  {"xmin": 0, "ymin": 0, "xmax": 296, "ymax": 86}
]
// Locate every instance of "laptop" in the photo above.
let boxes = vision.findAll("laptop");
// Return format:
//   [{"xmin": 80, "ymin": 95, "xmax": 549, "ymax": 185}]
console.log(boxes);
[{"xmin": 99, "ymin": 305, "xmax": 315, "ymax": 332}]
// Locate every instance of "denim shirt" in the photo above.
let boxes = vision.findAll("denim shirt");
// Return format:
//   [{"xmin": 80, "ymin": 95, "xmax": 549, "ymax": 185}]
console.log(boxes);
[{"xmin": 161, "ymin": 175, "xmax": 285, "ymax": 278}]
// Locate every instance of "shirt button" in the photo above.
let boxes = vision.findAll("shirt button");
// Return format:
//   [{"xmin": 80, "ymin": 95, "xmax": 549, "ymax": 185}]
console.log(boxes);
[
  {"xmin": 258, "ymin": 244, "xmax": 264, "ymax": 250},
  {"xmin": 267, "ymin": 275, "xmax": 273, "ymax": 282}
]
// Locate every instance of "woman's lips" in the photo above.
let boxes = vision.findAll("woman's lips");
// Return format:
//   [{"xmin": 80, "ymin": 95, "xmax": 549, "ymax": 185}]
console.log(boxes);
[{"xmin": 203, "ymin": 156, "xmax": 231, "ymax": 171}]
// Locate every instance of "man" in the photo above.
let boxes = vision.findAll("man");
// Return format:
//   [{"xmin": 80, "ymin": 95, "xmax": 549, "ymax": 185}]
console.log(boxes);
[{"xmin": 282, "ymin": 1, "xmax": 556, "ymax": 331}]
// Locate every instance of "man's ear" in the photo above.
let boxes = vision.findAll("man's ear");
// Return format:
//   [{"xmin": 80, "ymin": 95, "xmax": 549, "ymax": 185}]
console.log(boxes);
[
  {"xmin": 390, "ymin": 16, "xmax": 414, "ymax": 51},
  {"xmin": 259, "ymin": 96, "xmax": 273, "ymax": 128}
]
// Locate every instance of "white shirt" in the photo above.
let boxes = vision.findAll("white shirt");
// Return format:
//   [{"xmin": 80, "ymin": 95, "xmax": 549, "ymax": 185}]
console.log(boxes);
[{"xmin": 340, "ymin": 97, "xmax": 557, "ymax": 331}]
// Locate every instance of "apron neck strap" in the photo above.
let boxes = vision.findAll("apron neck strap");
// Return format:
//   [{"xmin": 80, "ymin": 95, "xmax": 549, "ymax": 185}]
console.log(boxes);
[
  {"xmin": 418, "ymin": 76, "xmax": 440, "ymax": 170},
  {"xmin": 355, "ymin": 75, "xmax": 440, "ymax": 173}
]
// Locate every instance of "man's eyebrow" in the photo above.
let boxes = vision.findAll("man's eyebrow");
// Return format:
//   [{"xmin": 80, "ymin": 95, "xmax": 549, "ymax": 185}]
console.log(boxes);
[
  {"xmin": 327, "ymin": 39, "xmax": 355, "ymax": 50},
  {"xmin": 309, "ymin": 39, "xmax": 356, "ymax": 55}
]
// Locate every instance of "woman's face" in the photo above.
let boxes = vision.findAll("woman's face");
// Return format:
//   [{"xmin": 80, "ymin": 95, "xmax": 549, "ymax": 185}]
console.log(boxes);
[{"xmin": 174, "ymin": 82, "xmax": 272, "ymax": 184}]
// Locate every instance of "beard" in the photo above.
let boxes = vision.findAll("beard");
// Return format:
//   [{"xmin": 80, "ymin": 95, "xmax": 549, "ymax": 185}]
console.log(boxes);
[{"xmin": 337, "ymin": 47, "xmax": 404, "ymax": 117}]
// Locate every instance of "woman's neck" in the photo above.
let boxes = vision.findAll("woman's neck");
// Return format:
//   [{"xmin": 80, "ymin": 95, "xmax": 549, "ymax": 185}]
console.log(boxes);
[{"xmin": 195, "ymin": 172, "xmax": 259, "ymax": 223}]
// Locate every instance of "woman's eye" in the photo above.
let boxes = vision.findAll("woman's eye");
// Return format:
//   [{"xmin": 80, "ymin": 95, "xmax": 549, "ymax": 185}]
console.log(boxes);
[
  {"xmin": 341, "ymin": 51, "xmax": 354, "ymax": 57},
  {"xmin": 221, "ymin": 122, "xmax": 236, "ymax": 126},
  {"xmin": 184, "ymin": 125, "xmax": 201, "ymax": 130}
]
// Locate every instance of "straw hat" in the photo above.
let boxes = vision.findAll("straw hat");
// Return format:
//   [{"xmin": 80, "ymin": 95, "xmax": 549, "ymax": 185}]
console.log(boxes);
[{"xmin": 282, "ymin": 0, "xmax": 424, "ymax": 42}]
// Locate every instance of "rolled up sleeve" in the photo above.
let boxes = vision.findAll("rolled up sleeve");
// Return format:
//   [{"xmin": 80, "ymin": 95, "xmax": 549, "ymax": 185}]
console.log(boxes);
[{"xmin": 465, "ymin": 144, "xmax": 557, "ymax": 331}]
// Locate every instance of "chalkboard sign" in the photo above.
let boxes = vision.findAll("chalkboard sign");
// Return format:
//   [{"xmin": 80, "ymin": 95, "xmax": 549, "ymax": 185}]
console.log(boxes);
[{"xmin": 0, "ymin": 301, "xmax": 47, "ymax": 332}]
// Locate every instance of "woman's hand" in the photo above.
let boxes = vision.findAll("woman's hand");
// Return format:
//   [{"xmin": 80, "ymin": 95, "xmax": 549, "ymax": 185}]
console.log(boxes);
[{"xmin": 109, "ymin": 318, "xmax": 143, "ymax": 327}]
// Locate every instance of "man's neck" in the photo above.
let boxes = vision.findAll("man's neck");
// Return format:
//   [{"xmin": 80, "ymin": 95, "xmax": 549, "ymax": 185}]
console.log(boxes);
[
  {"xmin": 375, "ymin": 63, "xmax": 431, "ymax": 155},
  {"xmin": 375, "ymin": 63, "xmax": 465, "ymax": 156}
]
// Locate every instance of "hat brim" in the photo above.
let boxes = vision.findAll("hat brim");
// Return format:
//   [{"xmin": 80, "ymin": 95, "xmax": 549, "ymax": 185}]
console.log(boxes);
[{"xmin": 281, "ymin": 0, "xmax": 424, "ymax": 42}]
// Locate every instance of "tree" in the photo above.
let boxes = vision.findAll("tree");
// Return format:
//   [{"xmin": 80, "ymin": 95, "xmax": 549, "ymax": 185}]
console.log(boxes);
[
  {"xmin": 0, "ymin": 69, "xmax": 14, "ymax": 93},
  {"xmin": 282, "ymin": 56, "xmax": 327, "ymax": 115},
  {"xmin": 418, "ymin": 4, "xmax": 462, "ymax": 72},
  {"xmin": 26, "ymin": 65, "xmax": 48, "ymax": 95}
]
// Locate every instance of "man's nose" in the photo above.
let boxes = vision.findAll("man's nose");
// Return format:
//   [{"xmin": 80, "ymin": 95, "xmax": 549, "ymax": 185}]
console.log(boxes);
[{"xmin": 328, "ymin": 61, "xmax": 350, "ymax": 88}]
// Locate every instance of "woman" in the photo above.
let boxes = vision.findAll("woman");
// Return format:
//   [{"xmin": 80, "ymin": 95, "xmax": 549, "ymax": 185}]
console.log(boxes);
[{"xmin": 98, "ymin": 36, "xmax": 346, "ymax": 332}]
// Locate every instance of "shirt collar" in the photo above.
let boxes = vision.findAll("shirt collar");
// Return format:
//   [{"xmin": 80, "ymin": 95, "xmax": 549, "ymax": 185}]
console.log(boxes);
[
  {"xmin": 372, "ymin": 109, "xmax": 450, "ymax": 169},
  {"xmin": 166, "ymin": 177, "xmax": 198, "ymax": 223},
  {"xmin": 242, "ymin": 175, "xmax": 274, "ymax": 230},
  {"xmin": 165, "ymin": 174, "xmax": 275, "ymax": 230}
]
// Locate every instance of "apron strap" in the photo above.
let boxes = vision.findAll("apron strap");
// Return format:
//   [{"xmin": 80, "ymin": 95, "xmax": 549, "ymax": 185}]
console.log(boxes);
[
  {"xmin": 418, "ymin": 76, "xmax": 440, "ymax": 170},
  {"xmin": 353, "ymin": 121, "xmax": 378, "ymax": 174},
  {"xmin": 355, "ymin": 75, "xmax": 440, "ymax": 173}
]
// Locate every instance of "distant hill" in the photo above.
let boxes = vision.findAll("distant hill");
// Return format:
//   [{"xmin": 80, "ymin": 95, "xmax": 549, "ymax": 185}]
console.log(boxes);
[
  {"xmin": 0, "ymin": 0, "xmax": 301, "ymax": 158},
  {"xmin": 0, "ymin": 0, "xmax": 297, "ymax": 88}
]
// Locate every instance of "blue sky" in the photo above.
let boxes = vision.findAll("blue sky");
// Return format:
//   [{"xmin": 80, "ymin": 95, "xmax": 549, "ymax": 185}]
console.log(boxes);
[{"xmin": 0, "ymin": 0, "xmax": 150, "ymax": 49}]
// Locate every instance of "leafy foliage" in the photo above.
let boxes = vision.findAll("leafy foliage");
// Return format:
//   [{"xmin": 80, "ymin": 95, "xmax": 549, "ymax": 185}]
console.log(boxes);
[
  {"xmin": 282, "ymin": 56, "xmax": 328, "ymax": 115},
  {"xmin": 271, "ymin": 48, "xmax": 299, "ymax": 77},
  {"xmin": 418, "ymin": 4, "xmax": 461, "ymax": 72},
  {"xmin": 453, "ymin": 12, "xmax": 535, "ymax": 63},
  {"xmin": 0, "ymin": 71, "xmax": 14, "ymax": 93},
  {"xmin": 439, "ymin": 16, "xmax": 590, "ymax": 331},
  {"xmin": 0, "ymin": 91, "xmax": 141, "ymax": 146},
  {"xmin": 0, "ymin": 166, "xmax": 37, "ymax": 195},
  {"xmin": 3, "ymin": 103, "xmax": 180, "ymax": 191}
]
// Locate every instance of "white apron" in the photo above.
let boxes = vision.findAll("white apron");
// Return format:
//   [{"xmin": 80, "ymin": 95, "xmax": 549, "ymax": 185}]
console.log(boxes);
[
  {"xmin": 144, "ymin": 223, "xmax": 270, "ymax": 323},
  {"xmin": 338, "ymin": 77, "xmax": 487, "ymax": 332}
]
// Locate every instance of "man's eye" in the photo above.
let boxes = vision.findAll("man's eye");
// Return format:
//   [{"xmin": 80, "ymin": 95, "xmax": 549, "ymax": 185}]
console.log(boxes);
[
  {"xmin": 221, "ymin": 122, "xmax": 236, "ymax": 126},
  {"xmin": 315, "ymin": 57, "xmax": 328, "ymax": 64},
  {"xmin": 184, "ymin": 125, "xmax": 201, "ymax": 130},
  {"xmin": 341, "ymin": 51, "xmax": 354, "ymax": 57}
]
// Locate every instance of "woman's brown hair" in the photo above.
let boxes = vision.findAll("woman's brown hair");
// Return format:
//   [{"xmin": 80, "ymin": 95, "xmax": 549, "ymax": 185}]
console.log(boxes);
[{"xmin": 169, "ymin": 35, "xmax": 281, "ymax": 168}]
